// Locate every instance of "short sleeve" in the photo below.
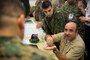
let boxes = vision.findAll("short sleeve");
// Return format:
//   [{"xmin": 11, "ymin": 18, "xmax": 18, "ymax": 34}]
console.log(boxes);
[{"xmin": 66, "ymin": 45, "xmax": 85, "ymax": 60}]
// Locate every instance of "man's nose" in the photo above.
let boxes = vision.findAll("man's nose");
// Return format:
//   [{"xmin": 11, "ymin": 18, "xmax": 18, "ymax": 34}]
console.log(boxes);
[
  {"xmin": 47, "ymin": 12, "xmax": 50, "ymax": 15},
  {"xmin": 66, "ymin": 31, "xmax": 69, "ymax": 35}
]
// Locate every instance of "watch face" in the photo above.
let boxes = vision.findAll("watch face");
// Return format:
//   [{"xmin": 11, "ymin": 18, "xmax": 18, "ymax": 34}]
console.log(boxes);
[{"xmin": 68, "ymin": 13, "xmax": 74, "ymax": 21}]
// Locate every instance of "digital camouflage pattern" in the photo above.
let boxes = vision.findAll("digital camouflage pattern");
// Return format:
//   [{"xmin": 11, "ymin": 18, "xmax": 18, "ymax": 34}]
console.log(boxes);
[
  {"xmin": 0, "ymin": 37, "xmax": 55, "ymax": 60},
  {"xmin": 51, "ymin": 0, "xmax": 66, "ymax": 8},
  {"xmin": 34, "ymin": 0, "xmax": 45, "ymax": 21},
  {"xmin": 44, "ymin": 7, "xmax": 67, "ymax": 34},
  {"xmin": 34, "ymin": 0, "xmax": 66, "ymax": 21},
  {"xmin": 61, "ymin": 2, "xmax": 85, "ymax": 39},
  {"xmin": 83, "ymin": 0, "xmax": 87, "ymax": 7}
]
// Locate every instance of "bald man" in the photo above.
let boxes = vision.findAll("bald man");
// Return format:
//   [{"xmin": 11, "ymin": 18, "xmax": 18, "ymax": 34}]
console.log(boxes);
[{"xmin": 45, "ymin": 22, "xmax": 85, "ymax": 60}]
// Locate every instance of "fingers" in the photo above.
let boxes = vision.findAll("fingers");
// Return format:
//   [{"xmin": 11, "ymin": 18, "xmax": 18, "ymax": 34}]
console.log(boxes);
[
  {"xmin": 79, "ymin": 16, "xmax": 86, "ymax": 22},
  {"xmin": 36, "ymin": 21, "xmax": 43, "ymax": 28},
  {"xmin": 44, "ymin": 45, "xmax": 56, "ymax": 50},
  {"xmin": 53, "ymin": 47, "xmax": 59, "ymax": 54}
]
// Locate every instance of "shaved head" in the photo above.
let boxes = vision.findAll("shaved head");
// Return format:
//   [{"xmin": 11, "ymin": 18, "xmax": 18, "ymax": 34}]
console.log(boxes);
[
  {"xmin": 64, "ymin": 22, "xmax": 78, "ymax": 40},
  {"xmin": 0, "ymin": 0, "xmax": 25, "ymax": 39},
  {"xmin": 65, "ymin": 22, "xmax": 77, "ymax": 32}
]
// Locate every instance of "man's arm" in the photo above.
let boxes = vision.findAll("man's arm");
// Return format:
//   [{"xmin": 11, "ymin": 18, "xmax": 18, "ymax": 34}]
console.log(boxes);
[
  {"xmin": 45, "ymin": 35, "xmax": 54, "ymax": 47},
  {"xmin": 79, "ymin": 16, "xmax": 90, "ymax": 22},
  {"xmin": 53, "ymin": 43, "xmax": 85, "ymax": 60},
  {"xmin": 45, "ymin": 33, "xmax": 63, "ymax": 47},
  {"xmin": 43, "ymin": 18, "xmax": 52, "ymax": 34},
  {"xmin": 77, "ymin": 0, "xmax": 86, "ymax": 15},
  {"xmin": 53, "ymin": 48, "xmax": 69, "ymax": 60}
]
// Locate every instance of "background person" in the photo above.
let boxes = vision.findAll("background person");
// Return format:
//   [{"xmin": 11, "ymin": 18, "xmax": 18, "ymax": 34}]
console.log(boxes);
[
  {"xmin": 20, "ymin": 0, "xmax": 31, "ymax": 18},
  {"xmin": 61, "ymin": 0, "xmax": 85, "ymax": 39},
  {"xmin": 79, "ymin": 0, "xmax": 90, "ymax": 60}
]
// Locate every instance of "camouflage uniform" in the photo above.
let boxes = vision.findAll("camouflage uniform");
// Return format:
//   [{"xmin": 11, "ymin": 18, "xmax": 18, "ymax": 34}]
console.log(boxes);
[
  {"xmin": 43, "ymin": 7, "xmax": 67, "ymax": 50},
  {"xmin": 34, "ymin": 0, "xmax": 65, "ymax": 21},
  {"xmin": 51, "ymin": 0, "xmax": 66, "ymax": 8},
  {"xmin": 34, "ymin": 0, "xmax": 45, "ymax": 21},
  {"xmin": 50, "ymin": 0, "xmax": 60, "ymax": 8},
  {"xmin": 83, "ymin": 0, "xmax": 87, "ymax": 7},
  {"xmin": 0, "ymin": 37, "xmax": 55, "ymax": 60},
  {"xmin": 61, "ymin": 1, "xmax": 85, "ymax": 39},
  {"xmin": 44, "ymin": 7, "xmax": 67, "ymax": 34}
]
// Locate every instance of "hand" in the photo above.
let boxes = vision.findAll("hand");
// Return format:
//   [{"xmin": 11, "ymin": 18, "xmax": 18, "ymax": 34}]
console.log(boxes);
[
  {"xmin": 53, "ymin": 47, "xmax": 60, "ymax": 54},
  {"xmin": 53, "ymin": 45, "xmax": 69, "ymax": 60},
  {"xmin": 77, "ymin": 1, "xmax": 84, "ymax": 10},
  {"xmin": 36, "ymin": 21, "xmax": 43, "ymax": 28},
  {"xmin": 26, "ymin": 16, "xmax": 30, "ymax": 19},
  {"xmin": 44, "ymin": 45, "xmax": 56, "ymax": 50},
  {"xmin": 32, "ymin": 11, "xmax": 35, "ymax": 17},
  {"xmin": 45, "ymin": 35, "xmax": 53, "ymax": 47},
  {"xmin": 79, "ymin": 16, "xmax": 86, "ymax": 22},
  {"xmin": 53, "ymin": 47, "xmax": 61, "ymax": 60}
]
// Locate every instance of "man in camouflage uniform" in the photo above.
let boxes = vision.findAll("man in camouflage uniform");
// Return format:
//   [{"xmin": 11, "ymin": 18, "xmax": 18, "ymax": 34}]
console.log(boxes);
[
  {"xmin": 35, "ymin": 0, "xmax": 66, "ymax": 29},
  {"xmin": 83, "ymin": 0, "xmax": 87, "ymax": 7},
  {"xmin": 34, "ymin": 0, "xmax": 60, "ymax": 21},
  {"xmin": 41, "ymin": 1, "xmax": 67, "ymax": 49},
  {"xmin": 51, "ymin": 0, "xmax": 66, "ymax": 8},
  {"xmin": 34, "ymin": 0, "xmax": 66, "ymax": 21},
  {"xmin": 0, "ymin": 0, "xmax": 56, "ymax": 60},
  {"xmin": 34, "ymin": 0, "xmax": 45, "ymax": 21},
  {"xmin": 20, "ymin": 0, "xmax": 31, "ymax": 18},
  {"xmin": 61, "ymin": 0, "xmax": 85, "ymax": 39}
]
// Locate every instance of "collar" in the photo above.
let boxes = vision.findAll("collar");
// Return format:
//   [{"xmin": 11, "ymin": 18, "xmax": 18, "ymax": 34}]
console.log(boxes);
[{"xmin": 64, "ymin": 34, "xmax": 79, "ymax": 45}]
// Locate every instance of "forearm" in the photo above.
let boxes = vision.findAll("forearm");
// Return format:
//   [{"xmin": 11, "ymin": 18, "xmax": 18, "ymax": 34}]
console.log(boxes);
[
  {"xmin": 45, "ymin": 33, "xmax": 62, "ymax": 47},
  {"xmin": 56, "ymin": 53, "xmax": 68, "ymax": 60},
  {"xmin": 53, "ymin": 48, "xmax": 69, "ymax": 60},
  {"xmin": 79, "ymin": 16, "xmax": 90, "ymax": 22},
  {"xmin": 85, "ymin": 18, "xmax": 90, "ymax": 22},
  {"xmin": 45, "ymin": 35, "xmax": 54, "ymax": 47},
  {"xmin": 46, "ymin": 34, "xmax": 60, "ymax": 43}
]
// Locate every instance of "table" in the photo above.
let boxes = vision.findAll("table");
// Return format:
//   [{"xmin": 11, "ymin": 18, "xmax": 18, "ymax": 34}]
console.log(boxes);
[{"xmin": 22, "ymin": 17, "xmax": 58, "ymax": 60}]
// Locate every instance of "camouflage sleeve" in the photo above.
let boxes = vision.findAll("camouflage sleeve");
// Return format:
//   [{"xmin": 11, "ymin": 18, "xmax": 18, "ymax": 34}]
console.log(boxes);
[
  {"xmin": 19, "ymin": 45, "xmax": 56, "ymax": 60},
  {"xmin": 43, "ymin": 8, "xmax": 67, "ymax": 34},
  {"xmin": 61, "ymin": 3, "xmax": 69, "ymax": 22},
  {"xmin": 34, "ymin": 1, "xmax": 45, "ymax": 21},
  {"xmin": 0, "ymin": 43, "xmax": 56, "ymax": 60},
  {"xmin": 43, "ymin": 18, "xmax": 52, "ymax": 34},
  {"xmin": 54, "ymin": 8, "xmax": 67, "ymax": 33}
]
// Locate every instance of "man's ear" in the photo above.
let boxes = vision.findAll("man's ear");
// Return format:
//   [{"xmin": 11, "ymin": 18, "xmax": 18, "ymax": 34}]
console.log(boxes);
[
  {"xmin": 17, "ymin": 14, "xmax": 25, "ymax": 39},
  {"xmin": 18, "ymin": 14, "xmax": 25, "ymax": 30}
]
